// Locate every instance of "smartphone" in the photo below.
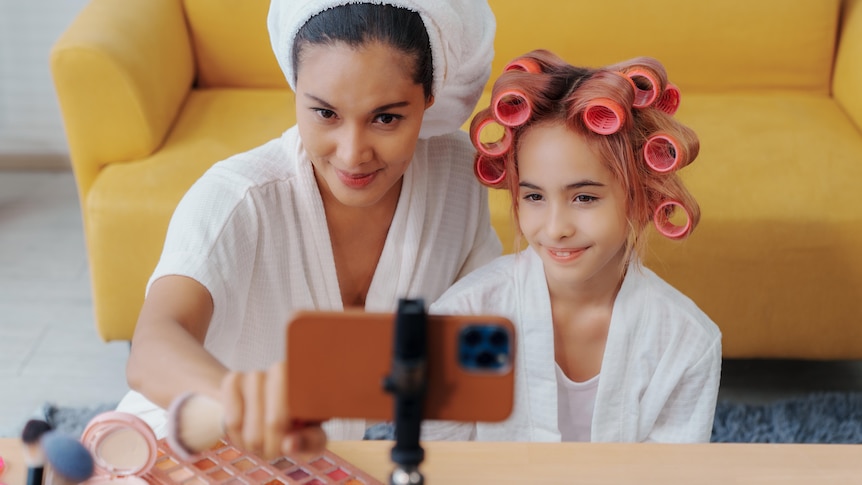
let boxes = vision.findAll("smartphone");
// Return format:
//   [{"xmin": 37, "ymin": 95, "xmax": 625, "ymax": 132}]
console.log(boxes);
[{"xmin": 285, "ymin": 308, "xmax": 516, "ymax": 423}]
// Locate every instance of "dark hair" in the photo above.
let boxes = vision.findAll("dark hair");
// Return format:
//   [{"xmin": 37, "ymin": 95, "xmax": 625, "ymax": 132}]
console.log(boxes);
[{"xmin": 292, "ymin": 4, "xmax": 434, "ymax": 100}]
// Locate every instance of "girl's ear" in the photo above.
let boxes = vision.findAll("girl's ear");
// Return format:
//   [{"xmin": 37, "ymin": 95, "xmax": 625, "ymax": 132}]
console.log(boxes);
[{"xmin": 425, "ymin": 95, "xmax": 435, "ymax": 110}]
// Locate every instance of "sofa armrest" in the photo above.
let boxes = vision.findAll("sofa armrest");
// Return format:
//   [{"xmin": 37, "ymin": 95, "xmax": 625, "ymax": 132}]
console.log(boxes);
[
  {"xmin": 50, "ymin": 0, "xmax": 194, "ymax": 198},
  {"xmin": 834, "ymin": 0, "xmax": 862, "ymax": 133}
]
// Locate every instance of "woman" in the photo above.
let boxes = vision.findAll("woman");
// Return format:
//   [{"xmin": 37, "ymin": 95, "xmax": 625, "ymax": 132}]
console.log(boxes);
[{"xmin": 119, "ymin": 0, "xmax": 499, "ymax": 458}]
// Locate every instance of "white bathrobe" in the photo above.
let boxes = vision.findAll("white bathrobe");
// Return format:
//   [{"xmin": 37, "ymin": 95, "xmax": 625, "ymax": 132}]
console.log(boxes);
[
  {"xmin": 117, "ymin": 126, "xmax": 501, "ymax": 439},
  {"xmin": 425, "ymin": 247, "xmax": 722, "ymax": 443}
]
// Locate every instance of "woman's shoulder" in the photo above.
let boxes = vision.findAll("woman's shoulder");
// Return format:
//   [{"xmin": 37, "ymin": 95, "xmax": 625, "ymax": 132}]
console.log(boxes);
[
  {"xmin": 417, "ymin": 130, "xmax": 474, "ymax": 173},
  {"xmin": 185, "ymin": 128, "xmax": 303, "ymax": 206}
]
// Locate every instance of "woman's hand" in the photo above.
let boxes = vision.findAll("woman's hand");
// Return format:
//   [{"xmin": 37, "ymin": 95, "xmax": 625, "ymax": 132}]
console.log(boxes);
[{"xmin": 221, "ymin": 362, "xmax": 327, "ymax": 459}]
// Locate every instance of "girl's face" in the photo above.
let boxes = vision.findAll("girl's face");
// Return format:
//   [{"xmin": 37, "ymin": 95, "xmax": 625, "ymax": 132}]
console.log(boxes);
[
  {"xmin": 516, "ymin": 123, "xmax": 630, "ymax": 292},
  {"xmin": 295, "ymin": 41, "xmax": 433, "ymax": 210}
]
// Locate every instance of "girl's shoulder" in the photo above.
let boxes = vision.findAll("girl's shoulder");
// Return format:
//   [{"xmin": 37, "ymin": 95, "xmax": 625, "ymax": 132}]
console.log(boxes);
[
  {"xmin": 621, "ymin": 265, "xmax": 721, "ymax": 341},
  {"xmin": 431, "ymin": 251, "xmax": 541, "ymax": 315}
]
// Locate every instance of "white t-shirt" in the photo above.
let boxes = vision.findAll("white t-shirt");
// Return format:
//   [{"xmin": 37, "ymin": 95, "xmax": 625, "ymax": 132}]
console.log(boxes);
[
  {"xmin": 555, "ymin": 365, "xmax": 598, "ymax": 442},
  {"xmin": 117, "ymin": 126, "xmax": 502, "ymax": 439}
]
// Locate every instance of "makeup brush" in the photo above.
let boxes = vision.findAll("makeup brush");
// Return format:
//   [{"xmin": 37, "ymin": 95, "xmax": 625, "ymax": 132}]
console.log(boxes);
[
  {"xmin": 167, "ymin": 392, "xmax": 227, "ymax": 459},
  {"xmin": 40, "ymin": 430, "xmax": 94, "ymax": 484},
  {"xmin": 21, "ymin": 419, "xmax": 52, "ymax": 485}
]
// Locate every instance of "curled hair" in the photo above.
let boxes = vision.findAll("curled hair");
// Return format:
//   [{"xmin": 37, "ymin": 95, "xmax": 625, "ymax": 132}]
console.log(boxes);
[{"xmin": 470, "ymin": 51, "xmax": 701, "ymax": 264}]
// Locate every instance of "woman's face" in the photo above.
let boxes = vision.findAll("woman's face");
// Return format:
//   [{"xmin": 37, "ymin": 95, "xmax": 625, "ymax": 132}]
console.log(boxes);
[
  {"xmin": 516, "ymin": 122, "xmax": 630, "ymax": 292},
  {"xmin": 295, "ymin": 41, "xmax": 433, "ymax": 210}
]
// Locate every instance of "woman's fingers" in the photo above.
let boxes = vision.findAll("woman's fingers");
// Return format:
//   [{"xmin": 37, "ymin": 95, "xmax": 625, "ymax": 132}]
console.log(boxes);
[
  {"xmin": 221, "ymin": 365, "xmax": 328, "ymax": 459},
  {"xmin": 264, "ymin": 362, "xmax": 289, "ymax": 458},
  {"xmin": 241, "ymin": 371, "xmax": 266, "ymax": 456},
  {"xmin": 221, "ymin": 371, "xmax": 245, "ymax": 447},
  {"xmin": 282, "ymin": 424, "xmax": 328, "ymax": 455}
]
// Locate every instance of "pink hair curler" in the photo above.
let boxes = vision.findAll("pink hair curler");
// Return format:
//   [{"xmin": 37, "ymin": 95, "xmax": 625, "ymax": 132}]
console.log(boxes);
[
  {"xmin": 582, "ymin": 98, "xmax": 626, "ymax": 135},
  {"xmin": 504, "ymin": 57, "xmax": 542, "ymax": 74},
  {"xmin": 644, "ymin": 134, "xmax": 684, "ymax": 172},
  {"xmin": 653, "ymin": 200, "xmax": 692, "ymax": 240},
  {"xmin": 474, "ymin": 155, "xmax": 507, "ymax": 186},
  {"xmin": 654, "ymin": 82, "xmax": 680, "ymax": 115},
  {"xmin": 625, "ymin": 68, "xmax": 660, "ymax": 109},
  {"xmin": 493, "ymin": 89, "xmax": 532, "ymax": 127},
  {"xmin": 472, "ymin": 117, "xmax": 513, "ymax": 157}
]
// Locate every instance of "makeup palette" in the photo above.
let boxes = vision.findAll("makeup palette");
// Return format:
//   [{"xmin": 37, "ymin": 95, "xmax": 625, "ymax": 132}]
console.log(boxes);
[
  {"xmin": 148, "ymin": 437, "xmax": 380, "ymax": 485},
  {"xmin": 80, "ymin": 411, "xmax": 381, "ymax": 485}
]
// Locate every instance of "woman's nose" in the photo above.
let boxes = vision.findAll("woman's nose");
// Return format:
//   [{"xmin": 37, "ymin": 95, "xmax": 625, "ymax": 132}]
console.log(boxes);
[{"xmin": 335, "ymin": 125, "xmax": 372, "ymax": 168}]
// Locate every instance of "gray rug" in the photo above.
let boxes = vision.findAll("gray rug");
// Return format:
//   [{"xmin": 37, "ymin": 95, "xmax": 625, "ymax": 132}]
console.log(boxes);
[
  {"xmin": 31, "ymin": 392, "xmax": 862, "ymax": 443},
  {"xmin": 711, "ymin": 392, "xmax": 862, "ymax": 443}
]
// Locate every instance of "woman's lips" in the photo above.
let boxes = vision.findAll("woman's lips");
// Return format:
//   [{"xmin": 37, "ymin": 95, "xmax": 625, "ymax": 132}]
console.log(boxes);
[{"xmin": 336, "ymin": 168, "xmax": 379, "ymax": 189}]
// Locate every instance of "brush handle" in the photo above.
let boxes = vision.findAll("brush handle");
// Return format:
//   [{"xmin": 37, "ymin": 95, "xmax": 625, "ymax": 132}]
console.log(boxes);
[{"xmin": 27, "ymin": 466, "xmax": 44, "ymax": 485}]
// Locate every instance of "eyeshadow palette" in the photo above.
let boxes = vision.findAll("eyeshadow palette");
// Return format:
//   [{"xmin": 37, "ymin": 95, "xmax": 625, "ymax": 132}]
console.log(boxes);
[{"xmin": 146, "ymin": 438, "xmax": 382, "ymax": 485}]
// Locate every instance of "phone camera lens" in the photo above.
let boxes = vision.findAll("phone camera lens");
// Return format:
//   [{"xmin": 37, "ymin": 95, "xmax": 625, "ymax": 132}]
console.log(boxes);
[
  {"xmin": 488, "ymin": 329, "xmax": 508, "ymax": 347},
  {"xmin": 462, "ymin": 328, "xmax": 482, "ymax": 347},
  {"xmin": 476, "ymin": 351, "xmax": 495, "ymax": 367}
]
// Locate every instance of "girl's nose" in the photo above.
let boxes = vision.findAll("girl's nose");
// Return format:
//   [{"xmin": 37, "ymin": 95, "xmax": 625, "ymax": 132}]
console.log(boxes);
[{"xmin": 546, "ymin": 204, "xmax": 575, "ymax": 240}]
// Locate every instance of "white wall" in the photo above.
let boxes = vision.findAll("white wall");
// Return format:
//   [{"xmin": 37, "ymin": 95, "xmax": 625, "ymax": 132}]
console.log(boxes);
[{"xmin": 0, "ymin": 0, "xmax": 90, "ymax": 156}]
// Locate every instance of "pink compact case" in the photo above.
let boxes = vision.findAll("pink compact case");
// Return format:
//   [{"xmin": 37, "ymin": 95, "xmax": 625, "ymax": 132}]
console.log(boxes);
[{"xmin": 80, "ymin": 411, "xmax": 158, "ymax": 484}]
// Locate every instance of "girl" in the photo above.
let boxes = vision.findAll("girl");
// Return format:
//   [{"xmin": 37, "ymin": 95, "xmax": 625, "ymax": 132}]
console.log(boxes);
[
  {"xmin": 119, "ymin": 0, "xmax": 500, "ymax": 458},
  {"xmin": 425, "ymin": 50, "xmax": 721, "ymax": 443}
]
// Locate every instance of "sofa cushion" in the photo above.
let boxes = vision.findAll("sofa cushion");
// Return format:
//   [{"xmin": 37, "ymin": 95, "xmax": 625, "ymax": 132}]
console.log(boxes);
[
  {"xmin": 650, "ymin": 92, "xmax": 862, "ymax": 358},
  {"xmin": 183, "ymin": 0, "xmax": 285, "ymax": 88},
  {"xmin": 489, "ymin": 0, "xmax": 840, "ymax": 93},
  {"xmin": 86, "ymin": 89, "xmax": 294, "ymax": 340}
]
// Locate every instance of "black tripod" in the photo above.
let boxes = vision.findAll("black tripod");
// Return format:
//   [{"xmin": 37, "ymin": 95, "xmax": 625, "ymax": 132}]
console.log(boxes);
[{"xmin": 383, "ymin": 299, "xmax": 428, "ymax": 485}]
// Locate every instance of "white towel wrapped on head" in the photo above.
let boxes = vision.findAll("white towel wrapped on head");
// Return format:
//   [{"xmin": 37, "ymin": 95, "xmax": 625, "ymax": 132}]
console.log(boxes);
[{"xmin": 268, "ymin": 0, "xmax": 496, "ymax": 139}]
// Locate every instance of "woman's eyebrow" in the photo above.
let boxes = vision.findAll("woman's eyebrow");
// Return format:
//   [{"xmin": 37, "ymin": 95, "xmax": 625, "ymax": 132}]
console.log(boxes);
[
  {"xmin": 304, "ymin": 93, "xmax": 334, "ymax": 109},
  {"xmin": 372, "ymin": 101, "xmax": 410, "ymax": 113},
  {"xmin": 303, "ymin": 94, "xmax": 410, "ymax": 113}
]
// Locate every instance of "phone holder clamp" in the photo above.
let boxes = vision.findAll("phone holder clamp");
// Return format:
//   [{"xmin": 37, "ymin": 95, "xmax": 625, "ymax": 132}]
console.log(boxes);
[{"xmin": 383, "ymin": 299, "xmax": 428, "ymax": 485}]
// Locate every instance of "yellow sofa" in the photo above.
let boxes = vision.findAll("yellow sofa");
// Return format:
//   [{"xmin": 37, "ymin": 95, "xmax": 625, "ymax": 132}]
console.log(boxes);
[{"xmin": 52, "ymin": 0, "xmax": 862, "ymax": 359}]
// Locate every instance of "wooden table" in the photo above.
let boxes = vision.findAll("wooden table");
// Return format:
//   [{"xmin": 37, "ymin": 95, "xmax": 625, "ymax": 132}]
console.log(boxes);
[{"xmin": 2, "ymin": 439, "xmax": 861, "ymax": 484}]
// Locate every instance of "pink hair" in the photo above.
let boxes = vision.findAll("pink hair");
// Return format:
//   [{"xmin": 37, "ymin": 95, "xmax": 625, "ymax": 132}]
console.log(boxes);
[{"xmin": 469, "ymin": 50, "xmax": 701, "ymax": 264}]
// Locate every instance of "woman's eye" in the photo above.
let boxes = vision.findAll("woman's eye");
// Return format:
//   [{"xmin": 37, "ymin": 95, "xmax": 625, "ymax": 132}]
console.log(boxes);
[
  {"xmin": 375, "ymin": 113, "xmax": 402, "ymax": 125},
  {"xmin": 522, "ymin": 193, "xmax": 543, "ymax": 202},
  {"xmin": 314, "ymin": 109, "xmax": 336, "ymax": 120},
  {"xmin": 574, "ymin": 194, "xmax": 598, "ymax": 203}
]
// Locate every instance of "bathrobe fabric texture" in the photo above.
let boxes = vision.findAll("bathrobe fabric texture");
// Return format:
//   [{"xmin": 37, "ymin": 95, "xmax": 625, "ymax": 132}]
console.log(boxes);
[
  {"xmin": 116, "ymin": 126, "xmax": 502, "ymax": 439},
  {"xmin": 426, "ymin": 247, "xmax": 722, "ymax": 443}
]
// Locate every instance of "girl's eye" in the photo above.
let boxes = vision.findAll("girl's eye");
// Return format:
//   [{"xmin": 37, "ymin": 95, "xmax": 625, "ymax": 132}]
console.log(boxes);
[
  {"xmin": 522, "ymin": 193, "xmax": 543, "ymax": 202},
  {"xmin": 574, "ymin": 194, "xmax": 598, "ymax": 203},
  {"xmin": 375, "ymin": 113, "xmax": 402, "ymax": 125}
]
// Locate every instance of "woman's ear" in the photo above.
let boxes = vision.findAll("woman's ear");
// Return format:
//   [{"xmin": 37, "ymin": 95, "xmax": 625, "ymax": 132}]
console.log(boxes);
[{"xmin": 425, "ymin": 95, "xmax": 435, "ymax": 110}]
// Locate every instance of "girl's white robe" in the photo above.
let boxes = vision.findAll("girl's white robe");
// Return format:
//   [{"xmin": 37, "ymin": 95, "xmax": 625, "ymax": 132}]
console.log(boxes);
[{"xmin": 425, "ymin": 247, "xmax": 722, "ymax": 443}]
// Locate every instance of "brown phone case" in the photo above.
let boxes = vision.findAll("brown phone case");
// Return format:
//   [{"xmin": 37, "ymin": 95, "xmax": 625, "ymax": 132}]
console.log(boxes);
[{"xmin": 285, "ymin": 309, "xmax": 516, "ymax": 423}]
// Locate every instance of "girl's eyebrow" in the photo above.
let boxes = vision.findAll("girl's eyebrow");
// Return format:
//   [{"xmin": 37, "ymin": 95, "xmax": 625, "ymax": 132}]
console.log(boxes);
[
  {"xmin": 519, "ymin": 180, "xmax": 605, "ymax": 190},
  {"xmin": 303, "ymin": 94, "xmax": 410, "ymax": 113}
]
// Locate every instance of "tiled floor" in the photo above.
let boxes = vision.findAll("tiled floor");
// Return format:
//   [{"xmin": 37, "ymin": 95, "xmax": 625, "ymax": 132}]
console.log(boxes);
[
  {"xmin": 0, "ymin": 170, "xmax": 129, "ymax": 437},
  {"xmin": 1, "ymin": 170, "xmax": 861, "ymax": 439}
]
